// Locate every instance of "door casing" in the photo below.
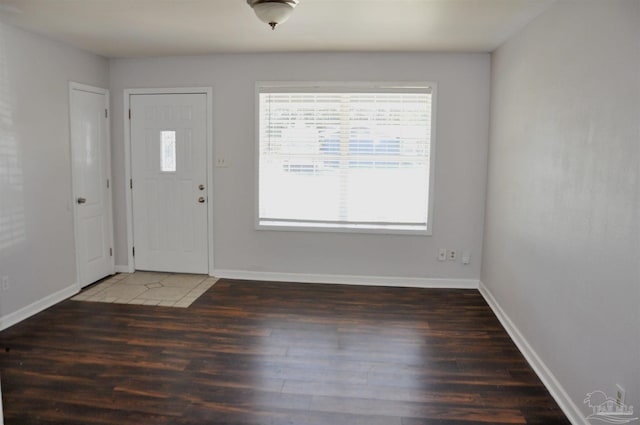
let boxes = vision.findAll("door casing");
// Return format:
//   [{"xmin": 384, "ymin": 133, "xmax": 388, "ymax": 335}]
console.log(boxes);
[
  {"xmin": 124, "ymin": 87, "xmax": 215, "ymax": 276},
  {"xmin": 69, "ymin": 82, "xmax": 115, "ymax": 287}
]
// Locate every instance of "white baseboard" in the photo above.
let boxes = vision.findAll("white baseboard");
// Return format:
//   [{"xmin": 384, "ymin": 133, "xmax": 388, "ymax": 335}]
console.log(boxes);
[
  {"xmin": 213, "ymin": 269, "xmax": 479, "ymax": 289},
  {"xmin": 0, "ymin": 283, "xmax": 79, "ymax": 331},
  {"xmin": 478, "ymin": 281, "xmax": 585, "ymax": 425},
  {"xmin": 115, "ymin": 264, "xmax": 133, "ymax": 273}
]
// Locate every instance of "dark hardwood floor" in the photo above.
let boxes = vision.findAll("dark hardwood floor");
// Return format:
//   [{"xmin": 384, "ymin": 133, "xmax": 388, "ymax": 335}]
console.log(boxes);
[{"xmin": 0, "ymin": 279, "xmax": 569, "ymax": 424}]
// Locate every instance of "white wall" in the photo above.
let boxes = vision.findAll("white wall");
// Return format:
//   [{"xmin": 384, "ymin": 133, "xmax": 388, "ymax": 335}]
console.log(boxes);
[
  {"xmin": 109, "ymin": 53, "xmax": 490, "ymax": 282},
  {"xmin": 482, "ymin": 0, "xmax": 640, "ymax": 421},
  {"xmin": 0, "ymin": 23, "xmax": 109, "ymax": 327}
]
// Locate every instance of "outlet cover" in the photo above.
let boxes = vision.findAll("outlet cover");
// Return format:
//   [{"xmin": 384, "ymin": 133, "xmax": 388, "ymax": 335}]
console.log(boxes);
[
  {"xmin": 438, "ymin": 249, "xmax": 447, "ymax": 261},
  {"xmin": 462, "ymin": 251, "xmax": 471, "ymax": 265}
]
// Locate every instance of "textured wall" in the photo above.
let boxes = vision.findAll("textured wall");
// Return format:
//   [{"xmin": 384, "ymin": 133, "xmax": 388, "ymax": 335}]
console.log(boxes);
[
  {"xmin": 109, "ymin": 52, "xmax": 491, "ymax": 281},
  {"xmin": 483, "ymin": 1, "xmax": 640, "ymax": 420},
  {"xmin": 0, "ymin": 22, "xmax": 109, "ymax": 323}
]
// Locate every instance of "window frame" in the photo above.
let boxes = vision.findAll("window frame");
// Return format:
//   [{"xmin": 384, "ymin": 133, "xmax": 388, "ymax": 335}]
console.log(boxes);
[{"xmin": 254, "ymin": 81, "xmax": 437, "ymax": 236}]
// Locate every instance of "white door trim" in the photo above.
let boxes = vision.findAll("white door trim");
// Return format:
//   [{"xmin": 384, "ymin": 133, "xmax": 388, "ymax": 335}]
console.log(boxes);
[
  {"xmin": 69, "ymin": 82, "xmax": 115, "ymax": 288},
  {"xmin": 124, "ymin": 87, "xmax": 215, "ymax": 276}
]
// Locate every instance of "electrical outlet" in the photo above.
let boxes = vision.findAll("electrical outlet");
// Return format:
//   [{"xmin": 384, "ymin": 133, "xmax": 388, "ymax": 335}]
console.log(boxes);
[
  {"xmin": 616, "ymin": 384, "xmax": 626, "ymax": 406},
  {"xmin": 1, "ymin": 276, "xmax": 9, "ymax": 292},
  {"xmin": 438, "ymin": 248, "xmax": 447, "ymax": 261},
  {"xmin": 448, "ymin": 250, "xmax": 457, "ymax": 261},
  {"xmin": 216, "ymin": 157, "xmax": 228, "ymax": 168}
]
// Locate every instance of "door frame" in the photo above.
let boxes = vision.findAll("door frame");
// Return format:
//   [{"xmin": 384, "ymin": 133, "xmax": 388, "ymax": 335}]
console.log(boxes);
[
  {"xmin": 69, "ymin": 82, "xmax": 115, "ymax": 288},
  {"xmin": 123, "ymin": 87, "xmax": 215, "ymax": 276}
]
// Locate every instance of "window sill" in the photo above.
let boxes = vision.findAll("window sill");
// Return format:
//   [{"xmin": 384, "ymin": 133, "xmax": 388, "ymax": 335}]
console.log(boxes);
[{"xmin": 257, "ymin": 220, "xmax": 431, "ymax": 236}]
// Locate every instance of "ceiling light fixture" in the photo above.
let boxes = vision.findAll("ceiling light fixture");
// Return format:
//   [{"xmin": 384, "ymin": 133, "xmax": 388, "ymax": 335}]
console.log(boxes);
[{"xmin": 247, "ymin": 0, "xmax": 299, "ymax": 30}]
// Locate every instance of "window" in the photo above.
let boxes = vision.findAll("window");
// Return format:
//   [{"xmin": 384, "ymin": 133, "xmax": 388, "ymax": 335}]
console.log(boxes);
[
  {"xmin": 160, "ymin": 130, "xmax": 176, "ymax": 172},
  {"xmin": 257, "ymin": 82, "xmax": 435, "ymax": 234}
]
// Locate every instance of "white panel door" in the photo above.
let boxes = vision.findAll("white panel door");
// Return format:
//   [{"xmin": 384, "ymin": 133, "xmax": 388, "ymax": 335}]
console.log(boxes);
[
  {"xmin": 130, "ymin": 93, "xmax": 208, "ymax": 273},
  {"xmin": 70, "ymin": 84, "xmax": 114, "ymax": 287}
]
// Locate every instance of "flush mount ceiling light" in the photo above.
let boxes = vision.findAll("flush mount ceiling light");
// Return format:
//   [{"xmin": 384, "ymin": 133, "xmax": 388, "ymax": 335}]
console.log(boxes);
[{"xmin": 247, "ymin": 0, "xmax": 299, "ymax": 30}]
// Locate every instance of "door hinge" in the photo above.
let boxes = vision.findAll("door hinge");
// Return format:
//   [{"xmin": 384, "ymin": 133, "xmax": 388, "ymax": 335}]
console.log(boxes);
[
  {"xmin": 128, "ymin": 109, "xmax": 131, "ymax": 120},
  {"xmin": 106, "ymin": 179, "xmax": 110, "ymax": 189},
  {"xmin": 132, "ymin": 246, "xmax": 135, "ymax": 257},
  {"xmin": 130, "ymin": 179, "xmax": 133, "ymax": 189},
  {"xmin": 109, "ymin": 248, "xmax": 113, "ymax": 257},
  {"xmin": 105, "ymin": 109, "xmax": 108, "ymax": 118}
]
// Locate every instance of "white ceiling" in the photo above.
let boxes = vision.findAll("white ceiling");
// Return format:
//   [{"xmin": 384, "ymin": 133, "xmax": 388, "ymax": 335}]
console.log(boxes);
[{"xmin": 0, "ymin": 0, "xmax": 555, "ymax": 58}]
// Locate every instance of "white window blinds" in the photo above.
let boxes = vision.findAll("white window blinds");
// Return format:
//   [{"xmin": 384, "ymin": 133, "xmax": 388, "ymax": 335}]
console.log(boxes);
[{"xmin": 257, "ymin": 82, "xmax": 435, "ymax": 233}]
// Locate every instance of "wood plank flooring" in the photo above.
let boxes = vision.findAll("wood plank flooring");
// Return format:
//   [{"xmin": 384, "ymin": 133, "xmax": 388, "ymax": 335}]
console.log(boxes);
[{"xmin": 0, "ymin": 279, "xmax": 569, "ymax": 424}]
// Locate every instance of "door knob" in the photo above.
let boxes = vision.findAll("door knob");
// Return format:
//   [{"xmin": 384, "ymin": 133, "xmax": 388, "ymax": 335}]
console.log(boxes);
[
  {"xmin": 198, "ymin": 197, "xmax": 205, "ymax": 203},
  {"xmin": 198, "ymin": 184, "xmax": 205, "ymax": 191},
  {"xmin": 77, "ymin": 197, "xmax": 87, "ymax": 204}
]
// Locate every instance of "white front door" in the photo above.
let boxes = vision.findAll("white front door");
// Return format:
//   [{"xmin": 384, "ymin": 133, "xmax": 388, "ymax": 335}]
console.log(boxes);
[
  {"xmin": 130, "ymin": 93, "xmax": 208, "ymax": 273},
  {"xmin": 70, "ymin": 83, "xmax": 114, "ymax": 287}
]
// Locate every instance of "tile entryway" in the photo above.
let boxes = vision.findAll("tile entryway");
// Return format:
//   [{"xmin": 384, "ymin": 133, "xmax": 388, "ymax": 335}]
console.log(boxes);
[{"xmin": 71, "ymin": 272, "xmax": 217, "ymax": 308}]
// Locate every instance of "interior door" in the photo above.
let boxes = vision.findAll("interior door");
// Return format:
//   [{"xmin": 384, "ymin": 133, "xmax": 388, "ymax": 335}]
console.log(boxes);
[
  {"xmin": 130, "ymin": 93, "xmax": 208, "ymax": 273},
  {"xmin": 70, "ymin": 83, "xmax": 114, "ymax": 287}
]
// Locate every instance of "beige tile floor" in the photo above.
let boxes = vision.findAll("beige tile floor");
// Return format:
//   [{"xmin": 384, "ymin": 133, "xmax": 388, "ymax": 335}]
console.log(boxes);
[{"xmin": 72, "ymin": 271, "xmax": 217, "ymax": 308}]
